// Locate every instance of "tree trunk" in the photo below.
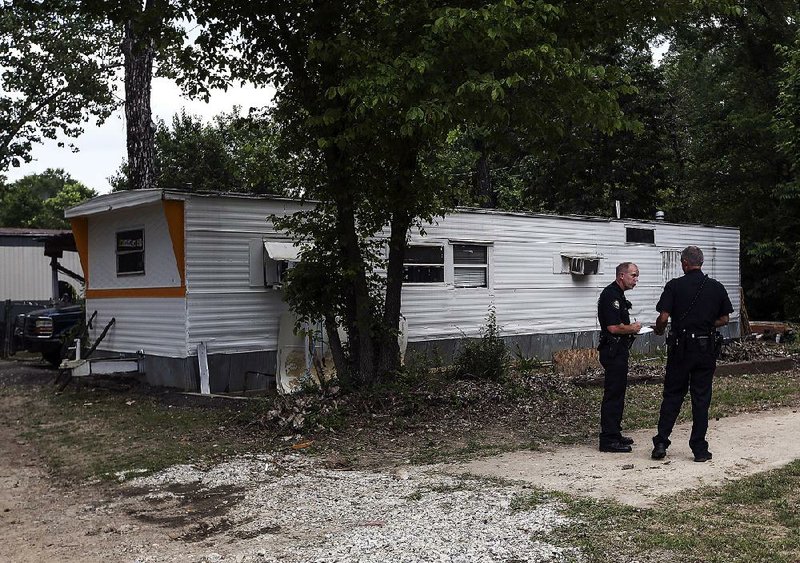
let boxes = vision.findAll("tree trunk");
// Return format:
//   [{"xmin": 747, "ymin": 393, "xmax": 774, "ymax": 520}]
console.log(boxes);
[
  {"xmin": 335, "ymin": 198, "xmax": 375, "ymax": 385},
  {"xmin": 323, "ymin": 313, "xmax": 349, "ymax": 387},
  {"xmin": 377, "ymin": 144, "xmax": 418, "ymax": 376},
  {"xmin": 377, "ymin": 211, "xmax": 410, "ymax": 375},
  {"xmin": 473, "ymin": 138, "xmax": 495, "ymax": 208},
  {"xmin": 122, "ymin": 15, "xmax": 156, "ymax": 190},
  {"xmin": 324, "ymin": 142, "xmax": 375, "ymax": 385}
]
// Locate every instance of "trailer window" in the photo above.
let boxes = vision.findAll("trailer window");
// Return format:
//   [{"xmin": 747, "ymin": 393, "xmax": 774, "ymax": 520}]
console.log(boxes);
[
  {"xmin": 453, "ymin": 244, "xmax": 488, "ymax": 287},
  {"xmin": 403, "ymin": 245, "xmax": 444, "ymax": 283},
  {"xmin": 626, "ymin": 227, "xmax": 655, "ymax": 244},
  {"xmin": 116, "ymin": 228, "xmax": 144, "ymax": 275}
]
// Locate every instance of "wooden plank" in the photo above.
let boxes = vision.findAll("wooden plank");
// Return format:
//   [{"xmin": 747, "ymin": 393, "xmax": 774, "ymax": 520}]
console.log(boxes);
[
  {"xmin": 197, "ymin": 341, "xmax": 210, "ymax": 395},
  {"xmin": 748, "ymin": 321, "xmax": 790, "ymax": 335}
]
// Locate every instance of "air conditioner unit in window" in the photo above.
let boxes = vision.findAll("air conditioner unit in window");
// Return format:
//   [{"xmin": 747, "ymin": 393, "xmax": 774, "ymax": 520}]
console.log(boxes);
[
  {"xmin": 266, "ymin": 259, "xmax": 296, "ymax": 287},
  {"xmin": 570, "ymin": 257, "xmax": 599, "ymax": 275},
  {"xmin": 264, "ymin": 241, "xmax": 301, "ymax": 288}
]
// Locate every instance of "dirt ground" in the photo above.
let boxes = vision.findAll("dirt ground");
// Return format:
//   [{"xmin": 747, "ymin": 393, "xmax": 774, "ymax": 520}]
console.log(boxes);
[
  {"xmin": 1, "ymin": 359, "xmax": 799, "ymax": 562},
  {"xmin": 451, "ymin": 406, "xmax": 800, "ymax": 507},
  {"xmin": 0, "ymin": 397, "xmax": 173, "ymax": 563}
]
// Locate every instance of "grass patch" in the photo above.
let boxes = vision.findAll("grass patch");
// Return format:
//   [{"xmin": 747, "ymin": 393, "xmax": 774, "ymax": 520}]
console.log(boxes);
[
  {"xmin": 409, "ymin": 436, "xmax": 520, "ymax": 465},
  {"xmin": 710, "ymin": 372, "xmax": 800, "ymax": 415},
  {"xmin": 1, "ymin": 377, "xmax": 270, "ymax": 482},
  {"xmin": 552, "ymin": 460, "xmax": 800, "ymax": 562},
  {"xmin": 509, "ymin": 488, "xmax": 552, "ymax": 511}
]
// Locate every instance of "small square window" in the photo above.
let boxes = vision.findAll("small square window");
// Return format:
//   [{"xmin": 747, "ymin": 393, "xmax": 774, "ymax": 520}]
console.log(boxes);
[
  {"xmin": 116, "ymin": 229, "xmax": 144, "ymax": 275},
  {"xmin": 404, "ymin": 245, "xmax": 444, "ymax": 283}
]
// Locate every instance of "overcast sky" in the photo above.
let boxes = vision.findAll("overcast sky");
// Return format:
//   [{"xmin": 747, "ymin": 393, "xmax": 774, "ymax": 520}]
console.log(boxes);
[{"xmin": 4, "ymin": 78, "xmax": 275, "ymax": 194}]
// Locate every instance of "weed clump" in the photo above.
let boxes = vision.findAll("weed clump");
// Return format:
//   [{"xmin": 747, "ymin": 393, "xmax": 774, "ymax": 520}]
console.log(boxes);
[{"xmin": 453, "ymin": 309, "xmax": 510, "ymax": 381}]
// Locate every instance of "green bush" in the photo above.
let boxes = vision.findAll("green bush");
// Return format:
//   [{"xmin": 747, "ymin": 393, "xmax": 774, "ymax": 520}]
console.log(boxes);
[{"xmin": 453, "ymin": 308, "xmax": 510, "ymax": 381}]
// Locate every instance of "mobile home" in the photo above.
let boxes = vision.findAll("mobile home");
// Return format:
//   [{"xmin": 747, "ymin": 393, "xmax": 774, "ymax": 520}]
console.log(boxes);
[{"xmin": 65, "ymin": 190, "xmax": 740, "ymax": 392}]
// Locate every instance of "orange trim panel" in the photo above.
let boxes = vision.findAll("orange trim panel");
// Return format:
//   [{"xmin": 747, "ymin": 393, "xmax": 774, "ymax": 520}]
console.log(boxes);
[
  {"xmin": 162, "ymin": 200, "xmax": 186, "ymax": 286},
  {"xmin": 87, "ymin": 287, "xmax": 186, "ymax": 299}
]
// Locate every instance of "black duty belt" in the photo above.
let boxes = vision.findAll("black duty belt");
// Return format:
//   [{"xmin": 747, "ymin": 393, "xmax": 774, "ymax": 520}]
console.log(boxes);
[
  {"xmin": 681, "ymin": 331, "xmax": 713, "ymax": 340},
  {"xmin": 599, "ymin": 334, "xmax": 634, "ymax": 345}
]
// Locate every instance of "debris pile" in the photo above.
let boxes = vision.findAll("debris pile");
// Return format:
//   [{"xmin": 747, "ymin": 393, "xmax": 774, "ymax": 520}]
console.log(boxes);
[
  {"xmin": 573, "ymin": 338, "xmax": 797, "ymax": 386},
  {"xmin": 719, "ymin": 338, "xmax": 796, "ymax": 363}
]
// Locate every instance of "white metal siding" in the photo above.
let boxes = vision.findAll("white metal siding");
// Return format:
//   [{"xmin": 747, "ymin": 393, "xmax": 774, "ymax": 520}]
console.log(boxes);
[
  {"xmin": 88, "ymin": 203, "xmax": 181, "ymax": 289},
  {"xmin": 85, "ymin": 297, "xmax": 187, "ymax": 357},
  {"xmin": 184, "ymin": 197, "xmax": 304, "ymax": 354},
  {"xmin": 187, "ymin": 292, "xmax": 289, "ymax": 354},
  {"xmin": 401, "ymin": 213, "xmax": 740, "ymax": 341},
  {"xmin": 0, "ymin": 244, "xmax": 83, "ymax": 301},
  {"xmin": 81, "ymin": 201, "xmax": 185, "ymax": 357}
]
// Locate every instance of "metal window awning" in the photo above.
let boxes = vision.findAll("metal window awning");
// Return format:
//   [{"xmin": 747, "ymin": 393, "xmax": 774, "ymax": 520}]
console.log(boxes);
[
  {"xmin": 264, "ymin": 241, "xmax": 301, "ymax": 261},
  {"xmin": 560, "ymin": 252, "xmax": 602, "ymax": 259}
]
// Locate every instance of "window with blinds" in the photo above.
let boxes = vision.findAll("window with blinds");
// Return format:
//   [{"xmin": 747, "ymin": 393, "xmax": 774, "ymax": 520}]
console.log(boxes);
[{"xmin": 453, "ymin": 244, "xmax": 488, "ymax": 287}]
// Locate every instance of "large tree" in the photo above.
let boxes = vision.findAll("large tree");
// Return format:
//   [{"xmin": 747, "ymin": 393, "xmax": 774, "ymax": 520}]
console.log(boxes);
[
  {"xmin": 0, "ymin": 0, "xmax": 119, "ymax": 172},
  {"xmin": 80, "ymin": 0, "xmax": 190, "ymax": 191},
  {"xmin": 662, "ymin": 1, "xmax": 799, "ymax": 319},
  {"xmin": 525, "ymin": 45, "xmax": 676, "ymax": 219},
  {"xmin": 188, "ymin": 1, "xmax": 708, "ymax": 386},
  {"xmin": 2, "ymin": 0, "xmax": 196, "ymax": 191},
  {"xmin": 771, "ymin": 27, "xmax": 800, "ymax": 319},
  {"xmin": 444, "ymin": 43, "xmax": 677, "ymax": 219}
]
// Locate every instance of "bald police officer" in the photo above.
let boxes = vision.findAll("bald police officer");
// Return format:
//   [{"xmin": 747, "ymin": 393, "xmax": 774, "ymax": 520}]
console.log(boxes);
[
  {"xmin": 597, "ymin": 262, "xmax": 642, "ymax": 453},
  {"xmin": 652, "ymin": 246, "xmax": 733, "ymax": 462}
]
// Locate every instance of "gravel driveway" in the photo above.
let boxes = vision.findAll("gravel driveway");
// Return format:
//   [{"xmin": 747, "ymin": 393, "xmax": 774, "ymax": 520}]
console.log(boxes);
[{"xmin": 122, "ymin": 454, "xmax": 576, "ymax": 563}]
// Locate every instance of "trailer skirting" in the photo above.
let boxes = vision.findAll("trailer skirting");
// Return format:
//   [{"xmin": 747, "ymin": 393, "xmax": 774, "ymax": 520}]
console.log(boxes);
[{"xmin": 115, "ymin": 321, "xmax": 740, "ymax": 392}]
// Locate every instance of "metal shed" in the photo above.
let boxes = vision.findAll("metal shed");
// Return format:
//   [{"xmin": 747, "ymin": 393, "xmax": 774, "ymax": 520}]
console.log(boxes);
[
  {"xmin": 0, "ymin": 228, "xmax": 84, "ymax": 301},
  {"xmin": 0, "ymin": 228, "xmax": 85, "ymax": 358}
]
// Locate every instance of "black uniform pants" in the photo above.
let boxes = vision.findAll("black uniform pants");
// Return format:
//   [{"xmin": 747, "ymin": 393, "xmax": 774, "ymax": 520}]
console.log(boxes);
[
  {"xmin": 599, "ymin": 345, "xmax": 629, "ymax": 446},
  {"xmin": 653, "ymin": 340, "xmax": 716, "ymax": 454}
]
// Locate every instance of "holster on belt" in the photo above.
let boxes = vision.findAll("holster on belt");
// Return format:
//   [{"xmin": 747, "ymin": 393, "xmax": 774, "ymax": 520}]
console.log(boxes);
[
  {"xmin": 714, "ymin": 331, "xmax": 724, "ymax": 359},
  {"xmin": 599, "ymin": 334, "xmax": 634, "ymax": 357},
  {"xmin": 668, "ymin": 330, "xmax": 718, "ymax": 358},
  {"xmin": 666, "ymin": 330, "xmax": 684, "ymax": 359}
]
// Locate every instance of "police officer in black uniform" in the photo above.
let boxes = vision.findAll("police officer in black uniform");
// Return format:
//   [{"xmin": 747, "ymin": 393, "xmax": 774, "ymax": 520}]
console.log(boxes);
[
  {"xmin": 597, "ymin": 262, "xmax": 642, "ymax": 453},
  {"xmin": 652, "ymin": 246, "xmax": 733, "ymax": 462}
]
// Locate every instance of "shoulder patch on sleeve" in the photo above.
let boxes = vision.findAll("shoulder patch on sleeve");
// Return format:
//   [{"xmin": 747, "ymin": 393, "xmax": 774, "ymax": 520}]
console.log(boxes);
[{"xmin": 612, "ymin": 300, "xmax": 620, "ymax": 309}]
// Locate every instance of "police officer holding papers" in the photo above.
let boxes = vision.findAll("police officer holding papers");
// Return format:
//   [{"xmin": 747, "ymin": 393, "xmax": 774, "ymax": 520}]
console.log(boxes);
[
  {"xmin": 652, "ymin": 246, "xmax": 734, "ymax": 462},
  {"xmin": 597, "ymin": 262, "xmax": 642, "ymax": 453}
]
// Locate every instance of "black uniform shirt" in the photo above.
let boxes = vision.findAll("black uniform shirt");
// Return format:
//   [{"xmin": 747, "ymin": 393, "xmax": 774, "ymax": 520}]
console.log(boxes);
[
  {"xmin": 656, "ymin": 270, "xmax": 734, "ymax": 334},
  {"xmin": 598, "ymin": 281, "xmax": 631, "ymax": 336}
]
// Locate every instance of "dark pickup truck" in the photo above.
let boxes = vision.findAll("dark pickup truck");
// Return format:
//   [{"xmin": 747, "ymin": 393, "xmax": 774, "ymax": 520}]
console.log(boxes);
[{"xmin": 14, "ymin": 303, "xmax": 83, "ymax": 366}]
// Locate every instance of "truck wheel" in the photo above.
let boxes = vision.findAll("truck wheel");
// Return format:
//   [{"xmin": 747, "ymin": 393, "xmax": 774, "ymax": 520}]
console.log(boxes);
[{"xmin": 42, "ymin": 351, "xmax": 62, "ymax": 367}]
